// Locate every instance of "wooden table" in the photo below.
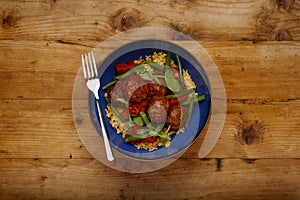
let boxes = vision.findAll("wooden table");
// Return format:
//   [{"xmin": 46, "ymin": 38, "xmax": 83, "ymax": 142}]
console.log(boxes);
[{"xmin": 0, "ymin": 0, "xmax": 299, "ymax": 199}]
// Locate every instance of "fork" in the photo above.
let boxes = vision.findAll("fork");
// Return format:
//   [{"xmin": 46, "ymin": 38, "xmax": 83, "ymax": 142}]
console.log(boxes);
[{"xmin": 81, "ymin": 52, "xmax": 114, "ymax": 161}]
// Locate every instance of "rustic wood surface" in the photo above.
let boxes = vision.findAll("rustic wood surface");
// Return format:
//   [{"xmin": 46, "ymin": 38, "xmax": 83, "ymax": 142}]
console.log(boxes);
[{"xmin": 0, "ymin": 0, "xmax": 299, "ymax": 199}]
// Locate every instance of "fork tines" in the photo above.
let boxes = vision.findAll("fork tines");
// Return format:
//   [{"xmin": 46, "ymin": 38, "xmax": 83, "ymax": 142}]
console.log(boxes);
[{"xmin": 81, "ymin": 52, "xmax": 98, "ymax": 79}]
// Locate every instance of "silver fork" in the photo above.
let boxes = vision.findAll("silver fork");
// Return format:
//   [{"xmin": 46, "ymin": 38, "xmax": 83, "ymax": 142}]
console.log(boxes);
[{"xmin": 81, "ymin": 52, "xmax": 114, "ymax": 161}]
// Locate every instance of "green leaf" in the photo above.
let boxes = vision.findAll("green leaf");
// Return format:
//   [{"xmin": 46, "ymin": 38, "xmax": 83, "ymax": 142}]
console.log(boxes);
[
  {"xmin": 133, "ymin": 116, "xmax": 144, "ymax": 126},
  {"xmin": 148, "ymin": 130, "xmax": 158, "ymax": 137},
  {"xmin": 165, "ymin": 78, "xmax": 180, "ymax": 92},
  {"xmin": 140, "ymin": 72, "xmax": 153, "ymax": 81},
  {"xmin": 165, "ymin": 67, "xmax": 174, "ymax": 78},
  {"xmin": 136, "ymin": 128, "xmax": 149, "ymax": 135},
  {"xmin": 166, "ymin": 88, "xmax": 195, "ymax": 99},
  {"xmin": 165, "ymin": 68, "xmax": 180, "ymax": 92},
  {"xmin": 115, "ymin": 98, "xmax": 129, "ymax": 107},
  {"xmin": 140, "ymin": 71, "xmax": 160, "ymax": 84},
  {"xmin": 147, "ymin": 61, "xmax": 165, "ymax": 71}
]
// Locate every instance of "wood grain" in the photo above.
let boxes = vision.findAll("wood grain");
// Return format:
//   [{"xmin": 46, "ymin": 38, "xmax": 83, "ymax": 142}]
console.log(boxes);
[
  {"xmin": 0, "ymin": 158, "xmax": 299, "ymax": 200},
  {"xmin": 0, "ymin": 0, "xmax": 299, "ymax": 41},
  {"xmin": 0, "ymin": 0, "xmax": 299, "ymax": 199},
  {"xmin": 0, "ymin": 99, "xmax": 299, "ymax": 159},
  {"xmin": 0, "ymin": 40, "xmax": 299, "ymax": 100}
]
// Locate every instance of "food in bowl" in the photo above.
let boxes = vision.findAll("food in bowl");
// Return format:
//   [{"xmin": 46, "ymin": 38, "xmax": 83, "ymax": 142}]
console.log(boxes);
[{"xmin": 102, "ymin": 51, "xmax": 205, "ymax": 151}]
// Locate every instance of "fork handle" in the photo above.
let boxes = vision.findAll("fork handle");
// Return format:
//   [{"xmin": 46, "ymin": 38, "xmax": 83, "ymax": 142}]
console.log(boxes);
[{"xmin": 96, "ymin": 99, "xmax": 114, "ymax": 161}]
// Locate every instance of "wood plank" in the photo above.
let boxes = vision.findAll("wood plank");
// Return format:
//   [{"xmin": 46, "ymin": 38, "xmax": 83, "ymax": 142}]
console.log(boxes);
[
  {"xmin": 203, "ymin": 99, "xmax": 300, "ymax": 158},
  {"xmin": 0, "ymin": 99, "xmax": 299, "ymax": 159},
  {"xmin": 1, "ymin": 1, "xmax": 299, "ymax": 199},
  {"xmin": 0, "ymin": 40, "xmax": 299, "ymax": 100},
  {"xmin": 0, "ymin": 158, "xmax": 299, "ymax": 199},
  {"xmin": 0, "ymin": 0, "xmax": 299, "ymax": 41},
  {"xmin": 0, "ymin": 99, "xmax": 91, "ymax": 159},
  {"xmin": 204, "ymin": 41, "xmax": 300, "ymax": 100}
]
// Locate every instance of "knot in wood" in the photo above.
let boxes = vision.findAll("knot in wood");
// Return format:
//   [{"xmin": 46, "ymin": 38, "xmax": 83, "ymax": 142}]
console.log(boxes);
[
  {"xmin": 272, "ymin": 30, "xmax": 293, "ymax": 41},
  {"xmin": 276, "ymin": 0, "xmax": 295, "ymax": 11},
  {"xmin": 111, "ymin": 8, "xmax": 141, "ymax": 32},
  {"xmin": 238, "ymin": 120, "xmax": 263, "ymax": 145},
  {"xmin": 255, "ymin": 7, "xmax": 278, "ymax": 34},
  {"xmin": 1, "ymin": 8, "xmax": 19, "ymax": 29}
]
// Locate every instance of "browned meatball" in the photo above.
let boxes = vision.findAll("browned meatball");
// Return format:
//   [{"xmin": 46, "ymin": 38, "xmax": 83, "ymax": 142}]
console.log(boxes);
[
  {"xmin": 167, "ymin": 105, "xmax": 186, "ymax": 130},
  {"xmin": 123, "ymin": 75, "xmax": 147, "ymax": 103},
  {"xmin": 147, "ymin": 95, "xmax": 170, "ymax": 124},
  {"xmin": 144, "ymin": 83, "xmax": 167, "ymax": 97}
]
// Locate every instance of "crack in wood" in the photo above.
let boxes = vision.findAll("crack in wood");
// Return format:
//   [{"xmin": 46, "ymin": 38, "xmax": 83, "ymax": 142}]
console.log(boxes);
[
  {"xmin": 228, "ymin": 98, "xmax": 299, "ymax": 104},
  {"xmin": 242, "ymin": 158, "xmax": 257, "ymax": 164},
  {"xmin": 216, "ymin": 158, "xmax": 222, "ymax": 171}
]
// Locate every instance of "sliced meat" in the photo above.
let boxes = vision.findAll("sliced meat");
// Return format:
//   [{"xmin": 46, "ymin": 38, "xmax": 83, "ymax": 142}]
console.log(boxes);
[
  {"xmin": 106, "ymin": 84, "xmax": 115, "ymax": 101},
  {"xmin": 147, "ymin": 95, "xmax": 170, "ymax": 124},
  {"xmin": 108, "ymin": 82, "xmax": 126, "ymax": 108}
]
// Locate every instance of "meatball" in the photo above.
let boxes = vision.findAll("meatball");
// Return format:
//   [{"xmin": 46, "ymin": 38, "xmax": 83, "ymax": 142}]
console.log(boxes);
[
  {"xmin": 147, "ymin": 95, "xmax": 170, "ymax": 124},
  {"xmin": 144, "ymin": 83, "xmax": 167, "ymax": 97},
  {"xmin": 167, "ymin": 105, "xmax": 186, "ymax": 130},
  {"xmin": 123, "ymin": 75, "xmax": 147, "ymax": 103},
  {"xmin": 129, "ymin": 99, "xmax": 148, "ymax": 116}
]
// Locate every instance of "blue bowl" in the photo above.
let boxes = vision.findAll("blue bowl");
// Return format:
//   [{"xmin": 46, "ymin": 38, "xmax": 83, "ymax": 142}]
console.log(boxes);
[{"xmin": 89, "ymin": 39, "xmax": 211, "ymax": 160}]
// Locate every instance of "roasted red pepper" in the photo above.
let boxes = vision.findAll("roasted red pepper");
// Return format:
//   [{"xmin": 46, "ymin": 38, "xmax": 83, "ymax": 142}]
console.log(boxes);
[
  {"xmin": 169, "ymin": 98, "xmax": 179, "ymax": 106},
  {"xmin": 115, "ymin": 60, "xmax": 136, "ymax": 75},
  {"xmin": 169, "ymin": 96, "xmax": 189, "ymax": 106},
  {"xmin": 130, "ymin": 136, "xmax": 158, "ymax": 144},
  {"xmin": 141, "ymin": 136, "xmax": 158, "ymax": 143}
]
